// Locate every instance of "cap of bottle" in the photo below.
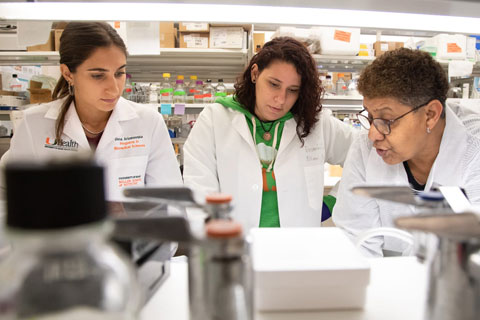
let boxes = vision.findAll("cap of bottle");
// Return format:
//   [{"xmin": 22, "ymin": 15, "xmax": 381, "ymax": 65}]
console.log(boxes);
[
  {"xmin": 163, "ymin": 73, "xmax": 171, "ymax": 78},
  {"xmin": 176, "ymin": 79, "xmax": 184, "ymax": 84},
  {"xmin": 218, "ymin": 78, "xmax": 224, "ymax": 82},
  {"xmin": 177, "ymin": 75, "xmax": 185, "ymax": 80},
  {"xmin": 206, "ymin": 79, "xmax": 212, "ymax": 83},
  {"xmin": 5, "ymin": 160, "xmax": 107, "ymax": 230},
  {"xmin": 12, "ymin": 74, "xmax": 18, "ymax": 78},
  {"xmin": 206, "ymin": 193, "xmax": 232, "ymax": 204},
  {"xmin": 195, "ymin": 80, "xmax": 203, "ymax": 85},
  {"xmin": 190, "ymin": 75, "xmax": 198, "ymax": 80},
  {"xmin": 206, "ymin": 220, "xmax": 243, "ymax": 239}
]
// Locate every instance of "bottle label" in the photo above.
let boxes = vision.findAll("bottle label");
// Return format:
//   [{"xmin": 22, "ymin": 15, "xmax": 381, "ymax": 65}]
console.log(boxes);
[
  {"xmin": 173, "ymin": 91, "xmax": 186, "ymax": 96},
  {"xmin": 160, "ymin": 88, "xmax": 173, "ymax": 94},
  {"xmin": 203, "ymin": 93, "xmax": 212, "ymax": 98},
  {"xmin": 194, "ymin": 94, "xmax": 204, "ymax": 99},
  {"xmin": 214, "ymin": 92, "xmax": 227, "ymax": 97}
]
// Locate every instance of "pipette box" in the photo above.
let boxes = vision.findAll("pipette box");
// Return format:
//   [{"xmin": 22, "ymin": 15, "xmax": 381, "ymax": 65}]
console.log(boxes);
[{"xmin": 251, "ymin": 227, "xmax": 370, "ymax": 311}]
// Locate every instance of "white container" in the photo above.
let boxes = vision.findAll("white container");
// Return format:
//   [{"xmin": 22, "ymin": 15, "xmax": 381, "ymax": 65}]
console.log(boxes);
[
  {"xmin": 435, "ymin": 34, "xmax": 466, "ymax": 61},
  {"xmin": 251, "ymin": 227, "xmax": 370, "ymax": 311},
  {"xmin": 317, "ymin": 27, "xmax": 360, "ymax": 56}
]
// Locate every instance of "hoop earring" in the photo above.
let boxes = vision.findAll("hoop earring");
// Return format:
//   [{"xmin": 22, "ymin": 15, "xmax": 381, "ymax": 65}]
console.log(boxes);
[
  {"xmin": 426, "ymin": 127, "xmax": 431, "ymax": 134},
  {"xmin": 68, "ymin": 83, "xmax": 74, "ymax": 96},
  {"xmin": 252, "ymin": 79, "xmax": 256, "ymax": 84}
]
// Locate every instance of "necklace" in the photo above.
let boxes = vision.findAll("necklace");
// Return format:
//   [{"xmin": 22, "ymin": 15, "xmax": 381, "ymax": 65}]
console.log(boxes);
[
  {"xmin": 81, "ymin": 123, "xmax": 104, "ymax": 136},
  {"xmin": 258, "ymin": 119, "xmax": 275, "ymax": 141}
]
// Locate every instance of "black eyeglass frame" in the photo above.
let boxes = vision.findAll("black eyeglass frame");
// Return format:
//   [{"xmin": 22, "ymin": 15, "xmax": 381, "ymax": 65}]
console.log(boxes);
[{"xmin": 356, "ymin": 100, "xmax": 432, "ymax": 135}]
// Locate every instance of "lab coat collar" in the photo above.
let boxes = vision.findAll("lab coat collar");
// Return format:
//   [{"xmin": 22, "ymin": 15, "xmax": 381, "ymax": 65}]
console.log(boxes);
[
  {"xmin": 232, "ymin": 110, "xmax": 258, "ymax": 155},
  {"xmin": 277, "ymin": 118, "xmax": 297, "ymax": 157},
  {"xmin": 426, "ymin": 105, "xmax": 467, "ymax": 189}
]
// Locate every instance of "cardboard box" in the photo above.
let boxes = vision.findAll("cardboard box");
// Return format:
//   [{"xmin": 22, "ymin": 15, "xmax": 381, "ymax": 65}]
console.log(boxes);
[
  {"xmin": 252, "ymin": 228, "xmax": 370, "ymax": 311},
  {"xmin": 160, "ymin": 32, "xmax": 176, "ymax": 48},
  {"xmin": 210, "ymin": 27, "xmax": 244, "ymax": 49},
  {"xmin": 179, "ymin": 22, "xmax": 209, "ymax": 32},
  {"xmin": 179, "ymin": 32, "xmax": 209, "ymax": 48},
  {"xmin": 27, "ymin": 30, "xmax": 54, "ymax": 52},
  {"xmin": 159, "ymin": 22, "xmax": 176, "ymax": 34},
  {"xmin": 28, "ymin": 88, "xmax": 52, "ymax": 104},
  {"xmin": 254, "ymin": 33, "xmax": 265, "ymax": 52},
  {"xmin": 54, "ymin": 29, "xmax": 63, "ymax": 51},
  {"xmin": 374, "ymin": 41, "xmax": 404, "ymax": 57}
]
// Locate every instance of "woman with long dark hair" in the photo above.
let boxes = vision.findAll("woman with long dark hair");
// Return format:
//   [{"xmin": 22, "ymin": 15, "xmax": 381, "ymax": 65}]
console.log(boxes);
[
  {"xmin": 4, "ymin": 22, "xmax": 182, "ymax": 201},
  {"xmin": 183, "ymin": 37, "xmax": 355, "ymax": 231}
]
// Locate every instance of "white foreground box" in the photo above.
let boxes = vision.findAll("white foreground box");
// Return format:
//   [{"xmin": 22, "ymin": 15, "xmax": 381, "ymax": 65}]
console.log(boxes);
[{"xmin": 251, "ymin": 227, "xmax": 370, "ymax": 311}]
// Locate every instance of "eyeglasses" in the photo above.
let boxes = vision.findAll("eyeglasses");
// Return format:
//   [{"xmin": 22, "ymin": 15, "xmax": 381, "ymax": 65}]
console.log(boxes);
[{"xmin": 356, "ymin": 101, "xmax": 431, "ymax": 135}]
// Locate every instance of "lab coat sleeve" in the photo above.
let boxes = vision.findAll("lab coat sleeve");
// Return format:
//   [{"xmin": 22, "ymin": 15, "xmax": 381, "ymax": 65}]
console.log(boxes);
[
  {"xmin": 332, "ymin": 132, "xmax": 384, "ymax": 257},
  {"xmin": 321, "ymin": 110, "xmax": 357, "ymax": 166},
  {"xmin": 464, "ymin": 147, "xmax": 480, "ymax": 205},
  {"xmin": 144, "ymin": 113, "xmax": 183, "ymax": 187},
  {"xmin": 7, "ymin": 112, "xmax": 38, "ymax": 161},
  {"xmin": 183, "ymin": 105, "xmax": 220, "ymax": 200}
]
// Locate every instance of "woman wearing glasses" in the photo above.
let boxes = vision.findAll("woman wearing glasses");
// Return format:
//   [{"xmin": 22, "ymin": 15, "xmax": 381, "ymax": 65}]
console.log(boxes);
[{"xmin": 333, "ymin": 48, "xmax": 480, "ymax": 257}]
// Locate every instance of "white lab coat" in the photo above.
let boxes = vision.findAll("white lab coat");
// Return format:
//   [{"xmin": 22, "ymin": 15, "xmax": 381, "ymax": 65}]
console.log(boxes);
[
  {"xmin": 4, "ymin": 97, "xmax": 182, "ymax": 201},
  {"xmin": 183, "ymin": 103, "xmax": 355, "ymax": 231},
  {"xmin": 333, "ymin": 101, "xmax": 480, "ymax": 257}
]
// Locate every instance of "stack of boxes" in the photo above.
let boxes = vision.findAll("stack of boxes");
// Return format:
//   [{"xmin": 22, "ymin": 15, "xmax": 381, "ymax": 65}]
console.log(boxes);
[
  {"xmin": 373, "ymin": 41, "xmax": 404, "ymax": 57},
  {"xmin": 179, "ymin": 23, "xmax": 210, "ymax": 49}
]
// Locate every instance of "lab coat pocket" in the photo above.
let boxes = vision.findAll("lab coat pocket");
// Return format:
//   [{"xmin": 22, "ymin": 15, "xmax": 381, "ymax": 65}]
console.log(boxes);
[
  {"xmin": 105, "ymin": 155, "xmax": 149, "ymax": 201},
  {"xmin": 304, "ymin": 164, "xmax": 324, "ymax": 210}
]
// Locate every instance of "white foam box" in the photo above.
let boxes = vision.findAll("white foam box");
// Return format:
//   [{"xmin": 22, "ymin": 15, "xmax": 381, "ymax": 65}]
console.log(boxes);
[
  {"xmin": 317, "ymin": 27, "xmax": 360, "ymax": 56},
  {"xmin": 209, "ymin": 27, "xmax": 244, "ymax": 49},
  {"xmin": 251, "ymin": 227, "xmax": 370, "ymax": 311},
  {"xmin": 434, "ymin": 34, "xmax": 466, "ymax": 60}
]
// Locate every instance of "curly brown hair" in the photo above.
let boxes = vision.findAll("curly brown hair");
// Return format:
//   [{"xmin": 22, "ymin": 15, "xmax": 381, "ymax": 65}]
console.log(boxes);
[
  {"xmin": 234, "ymin": 37, "xmax": 323, "ymax": 142},
  {"xmin": 358, "ymin": 47, "xmax": 449, "ymax": 117}
]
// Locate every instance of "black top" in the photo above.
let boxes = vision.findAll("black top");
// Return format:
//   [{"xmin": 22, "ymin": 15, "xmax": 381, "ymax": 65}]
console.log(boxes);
[
  {"xmin": 5, "ymin": 160, "xmax": 107, "ymax": 230},
  {"xmin": 403, "ymin": 161, "xmax": 425, "ymax": 192}
]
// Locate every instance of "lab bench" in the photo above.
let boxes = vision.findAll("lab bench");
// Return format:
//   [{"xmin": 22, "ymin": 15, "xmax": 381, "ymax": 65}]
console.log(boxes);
[{"xmin": 141, "ymin": 256, "xmax": 427, "ymax": 320}]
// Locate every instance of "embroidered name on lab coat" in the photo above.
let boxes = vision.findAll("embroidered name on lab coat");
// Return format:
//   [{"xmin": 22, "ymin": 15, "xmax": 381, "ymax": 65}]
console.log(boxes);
[
  {"xmin": 305, "ymin": 145, "xmax": 321, "ymax": 162},
  {"xmin": 44, "ymin": 137, "xmax": 79, "ymax": 151},
  {"xmin": 114, "ymin": 135, "xmax": 145, "ymax": 151},
  {"xmin": 118, "ymin": 175, "xmax": 142, "ymax": 187}
]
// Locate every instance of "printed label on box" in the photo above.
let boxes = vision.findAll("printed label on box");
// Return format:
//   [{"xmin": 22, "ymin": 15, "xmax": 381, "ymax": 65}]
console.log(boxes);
[
  {"xmin": 182, "ymin": 23, "xmax": 208, "ymax": 31},
  {"xmin": 447, "ymin": 43, "xmax": 462, "ymax": 53},
  {"xmin": 334, "ymin": 30, "xmax": 351, "ymax": 43},
  {"xmin": 381, "ymin": 43, "xmax": 389, "ymax": 51},
  {"xmin": 160, "ymin": 103, "xmax": 172, "ymax": 115},
  {"xmin": 184, "ymin": 35, "xmax": 208, "ymax": 48},
  {"xmin": 174, "ymin": 104, "xmax": 186, "ymax": 115}
]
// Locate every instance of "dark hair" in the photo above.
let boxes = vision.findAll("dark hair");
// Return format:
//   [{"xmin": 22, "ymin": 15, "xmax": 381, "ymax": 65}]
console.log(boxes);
[
  {"xmin": 234, "ymin": 36, "xmax": 323, "ymax": 142},
  {"xmin": 52, "ymin": 22, "xmax": 128, "ymax": 141},
  {"xmin": 357, "ymin": 47, "xmax": 449, "ymax": 117}
]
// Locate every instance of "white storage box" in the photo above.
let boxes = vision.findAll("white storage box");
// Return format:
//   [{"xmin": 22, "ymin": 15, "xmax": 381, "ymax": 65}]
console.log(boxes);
[
  {"xmin": 210, "ymin": 27, "xmax": 244, "ymax": 49},
  {"xmin": 434, "ymin": 34, "xmax": 466, "ymax": 61},
  {"xmin": 251, "ymin": 227, "xmax": 370, "ymax": 311},
  {"xmin": 317, "ymin": 27, "xmax": 360, "ymax": 56}
]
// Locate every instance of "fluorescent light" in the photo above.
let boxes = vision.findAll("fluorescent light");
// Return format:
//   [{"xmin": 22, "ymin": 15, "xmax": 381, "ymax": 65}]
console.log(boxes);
[{"xmin": 1, "ymin": 2, "xmax": 480, "ymax": 34}]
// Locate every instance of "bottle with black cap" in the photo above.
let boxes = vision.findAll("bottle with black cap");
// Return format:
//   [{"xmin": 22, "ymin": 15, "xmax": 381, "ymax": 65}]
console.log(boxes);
[{"xmin": 0, "ymin": 160, "xmax": 141, "ymax": 319}]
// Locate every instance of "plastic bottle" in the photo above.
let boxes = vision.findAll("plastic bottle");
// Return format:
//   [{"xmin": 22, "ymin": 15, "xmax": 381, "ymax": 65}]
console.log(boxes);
[
  {"xmin": 149, "ymin": 83, "xmax": 159, "ymax": 103},
  {"xmin": 123, "ymin": 74, "xmax": 133, "ymax": 100},
  {"xmin": 347, "ymin": 75, "xmax": 359, "ymax": 96},
  {"xmin": 193, "ymin": 80, "xmax": 204, "ymax": 103},
  {"xmin": 159, "ymin": 73, "xmax": 173, "ymax": 104},
  {"xmin": 214, "ymin": 78, "xmax": 227, "ymax": 98},
  {"xmin": 186, "ymin": 75, "xmax": 198, "ymax": 104},
  {"xmin": 324, "ymin": 74, "xmax": 335, "ymax": 95},
  {"xmin": 203, "ymin": 79, "xmax": 215, "ymax": 103},
  {"xmin": 0, "ymin": 161, "xmax": 141, "ymax": 320},
  {"xmin": 9, "ymin": 74, "xmax": 23, "ymax": 92},
  {"xmin": 173, "ymin": 79, "xmax": 186, "ymax": 104},
  {"xmin": 335, "ymin": 74, "xmax": 347, "ymax": 95}
]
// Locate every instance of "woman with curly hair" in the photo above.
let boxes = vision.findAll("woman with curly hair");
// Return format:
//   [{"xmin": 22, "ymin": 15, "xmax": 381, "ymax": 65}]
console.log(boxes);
[
  {"xmin": 333, "ymin": 48, "xmax": 480, "ymax": 257},
  {"xmin": 183, "ymin": 37, "xmax": 355, "ymax": 231}
]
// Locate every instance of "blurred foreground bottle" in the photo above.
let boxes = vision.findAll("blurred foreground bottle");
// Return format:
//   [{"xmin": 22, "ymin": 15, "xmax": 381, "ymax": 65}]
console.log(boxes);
[{"xmin": 0, "ymin": 161, "xmax": 141, "ymax": 319}]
